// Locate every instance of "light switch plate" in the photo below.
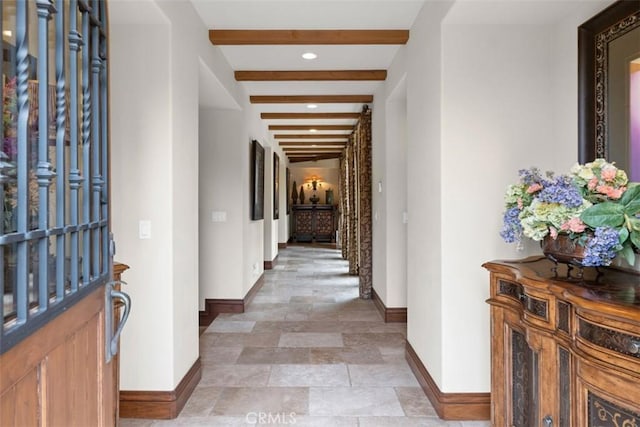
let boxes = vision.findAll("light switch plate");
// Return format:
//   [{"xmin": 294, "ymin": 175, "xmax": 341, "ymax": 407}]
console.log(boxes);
[{"xmin": 139, "ymin": 220, "xmax": 151, "ymax": 239}]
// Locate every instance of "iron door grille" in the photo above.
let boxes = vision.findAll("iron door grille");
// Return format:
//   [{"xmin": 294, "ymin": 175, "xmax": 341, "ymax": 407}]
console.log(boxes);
[{"xmin": 1, "ymin": 0, "xmax": 111, "ymax": 354}]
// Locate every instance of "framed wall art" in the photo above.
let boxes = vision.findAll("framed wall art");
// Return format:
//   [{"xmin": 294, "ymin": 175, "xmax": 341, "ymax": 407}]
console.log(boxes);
[
  {"xmin": 251, "ymin": 139, "xmax": 265, "ymax": 220},
  {"xmin": 273, "ymin": 152, "xmax": 280, "ymax": 219}
]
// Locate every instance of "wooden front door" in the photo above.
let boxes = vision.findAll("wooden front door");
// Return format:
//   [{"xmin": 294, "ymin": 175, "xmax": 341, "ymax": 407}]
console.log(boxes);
[{"xmin": 0, "ymin": 1, "xmax": 127, "ymax": 425}]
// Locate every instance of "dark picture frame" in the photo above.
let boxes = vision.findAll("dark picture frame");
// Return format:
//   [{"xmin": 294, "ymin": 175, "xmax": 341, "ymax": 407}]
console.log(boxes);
[
  {"xmin": 273, "ymin": 153, "xmax": 280, "ymax": 219},
  {"xmin": 286, "ymin": 167, "xmax": 291, "ymax": 214},
  {"xmin": 251, "ymin": 140, "xmax": 265, "ymax": 220},
  {"xmin": 578, "ymin": 0, "xmax": 640, "ymax": 164}
]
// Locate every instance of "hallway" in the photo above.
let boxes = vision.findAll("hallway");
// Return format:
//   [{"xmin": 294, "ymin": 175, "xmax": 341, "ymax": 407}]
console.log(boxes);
[{"xmin": 121, "ymin": 245, "xmax": 489, "ymax": 426}]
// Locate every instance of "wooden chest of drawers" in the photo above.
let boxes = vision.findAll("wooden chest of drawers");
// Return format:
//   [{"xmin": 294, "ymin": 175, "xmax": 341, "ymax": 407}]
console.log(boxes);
[{"xmin": 483, "ymin": 257, "xmax": 640, "ymax": 427}]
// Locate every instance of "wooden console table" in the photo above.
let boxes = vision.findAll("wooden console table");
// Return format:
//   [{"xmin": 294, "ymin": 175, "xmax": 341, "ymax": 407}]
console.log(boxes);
[
  {"xmin": 291, "ymin": 205, "xmax": 336, "ymax": 243},
  {"xmin": 483, "ymin": 257, "xmax": 640, "ymax": 427}
]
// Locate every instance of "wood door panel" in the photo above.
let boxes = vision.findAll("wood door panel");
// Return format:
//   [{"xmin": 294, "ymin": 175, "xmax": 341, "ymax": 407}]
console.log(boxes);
[
  {"xmin": 0, "ymin": 284, "xmax": 115, "ymax": 426},
  {"xmin": 1, "ymin": 369, "xmax": 40, "ymax": 427}
]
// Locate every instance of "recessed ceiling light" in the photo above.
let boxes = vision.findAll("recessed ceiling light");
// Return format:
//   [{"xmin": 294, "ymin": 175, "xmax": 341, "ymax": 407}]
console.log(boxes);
[
  {"xmin": 309, "ymin": 128, "xmax": 317, "ymax": 133},
  {"xmin": 311, "ymin": 145, "xmax": 317, "ymax": 147},
  {"xmin": 302, "ymin": 52, "xmax": 317, "ymax": 60},
  {"xmin": 2, "ymin": 30, "xmax": 12, "ymax": 37},
  {"xmin": 307, "ymin": 104, "xmax": 318, "ymax": 109}
]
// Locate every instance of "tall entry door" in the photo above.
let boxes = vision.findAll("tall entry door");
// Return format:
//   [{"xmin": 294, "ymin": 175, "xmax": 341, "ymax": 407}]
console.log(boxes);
[{"xmin": 0, "ymin": 1, "xmax": 129, "ymax": 425}]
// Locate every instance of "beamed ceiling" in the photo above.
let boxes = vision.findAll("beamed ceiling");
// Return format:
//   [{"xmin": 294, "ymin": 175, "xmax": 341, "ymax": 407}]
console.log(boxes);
[{"xmin": 190, "ymin": 0, "xmax": 424, "ymax": 163}]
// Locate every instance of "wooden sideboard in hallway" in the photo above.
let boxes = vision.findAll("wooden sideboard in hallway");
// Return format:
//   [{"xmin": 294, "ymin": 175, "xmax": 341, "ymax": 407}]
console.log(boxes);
[{"xmin": 290, "ymin": 205, "xmax": 337, "ymax": 243}]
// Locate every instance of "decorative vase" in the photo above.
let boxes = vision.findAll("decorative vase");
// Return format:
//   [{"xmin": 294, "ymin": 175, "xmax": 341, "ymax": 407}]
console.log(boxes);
[
  {"xmin": 291, "ymin": 180, "xmax": 298, "ymax": 204},
  {"xmin": 299, "ymin": 186, "xmax": 305, "ymax": 204},
  {"xmin": 310, "ymin": 194, "xmax": 319, "ymax": 204},
  {"xmin": 541, "ymin": 234, "xmax": 587, "ymax": 266},
  {"xmin": 325, "ymin": 189, "xmax": 334, "ymax": 205}
]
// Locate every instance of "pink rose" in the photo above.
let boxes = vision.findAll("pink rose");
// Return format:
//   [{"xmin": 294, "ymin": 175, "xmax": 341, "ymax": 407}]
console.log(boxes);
[
  {"xmin": 560, "ymin": 217, "xmax": 586, "ymax": 233},
  {"xmin": 601, "ymin": 167, "xmax": 617, "ymax": 182},
  {"xmin": 527, "ymin": 183, "xmax": 542, "ymax": 194},
  {"xmin": 607, "ymin": 187, "xmax": 625, "ymax": 199},
  {"xmin": 549, "ymin": 227, "xmax": 558, "ymax": 239},
  {"xmin": 517, "ymin": 198, "xmax": 523, "ymax": 209},
  {"xmin": 588, "ymin": 177, "xmax": 598, "ymax": 190}
]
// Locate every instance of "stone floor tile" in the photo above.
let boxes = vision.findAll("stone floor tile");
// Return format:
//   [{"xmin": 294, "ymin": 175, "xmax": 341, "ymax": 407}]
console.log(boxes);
[
  {"xmin": 208, "ymin": 332, "xmax": 281, "ymax": 347},
  {"xmin": 348, "ymin": 364, "xmax": 420, "ymax": 387},
  {"xmin": 200, "ymin": 346, "xmax": 243, "ymax": 365},
  {"xmin": 278, "ymin": 332, "xmax": 343, "ymax": 347},
  {"xmin": 309, "ymin": 346, "xmax": 385, "ymax": 364},
  {"xmin": 205, "ymin": 320, "xmax": 256, "ymax": 333},
  {"xmin": 236, "ymin": 347, "xmax": 311, "ymax": 364},
  {"xmin": 268, "ymin": 364, "xmax": 350, "ymax": 386},
  {"xmin": 199, "ymin": 364, "xmax": 271, "ymax": 387},
  {"xmin": 394, "ymin": 387, "xmax": 438, "ymax": 417},
  {"xmin": 179, "ymin": 386, "xmax": 224, "ymax": 417},
  {"xmin": 212, "ymin": 387, "xmax": 309, "ymax": 416},
  {"xmin": 309, "ymin": 386, "xmax": 404, "ymax": 416},
  {"xmin": 342, "ymin": 332, "xmax": 406, "ymax": 347}
]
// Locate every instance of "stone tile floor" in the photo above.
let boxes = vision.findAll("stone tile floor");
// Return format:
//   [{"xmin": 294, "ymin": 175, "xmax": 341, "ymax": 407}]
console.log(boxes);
[{"xmin": 121, "ymin": 245, "xmax": 490, "ymax": 427}]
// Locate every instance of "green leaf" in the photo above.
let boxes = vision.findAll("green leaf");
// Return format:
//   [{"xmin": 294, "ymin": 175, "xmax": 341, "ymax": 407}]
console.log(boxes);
[
  {"xmin": 620, "ymin": 242, "xmax": 636, "ymax": 266},
  {"xmin": 580, "ymin": 202, "xmax": 625, "ymax": 227},
  {"xmin": 618, "ymin": 227, "xmax": 629, "ymax": 244},
  {"xmin": 619, "ymin": 183, "xmax": 640, "ymax": 205},
  {"xmin": 630, "ymin": 230, "xmax": 640, "ymax": 250},
  {"xmin": 621, "ymin": 184, "xmax": 640, "ymax": 214},
  {"xmin": 629, "ymin": 217, "xmax": 640, "ymax": 232}
]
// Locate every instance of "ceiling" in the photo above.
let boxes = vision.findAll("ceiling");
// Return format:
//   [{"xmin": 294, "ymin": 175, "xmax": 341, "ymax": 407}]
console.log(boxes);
[{"xmin": 190, "ymin": 0, "xmax": 425, "ymax": 163}]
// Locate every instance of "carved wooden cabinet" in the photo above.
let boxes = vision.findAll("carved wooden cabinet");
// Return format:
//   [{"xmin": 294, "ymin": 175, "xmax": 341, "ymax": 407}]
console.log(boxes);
[
  {"xmin": 291, "ymin": 205, "xmax": 336, "ymax": 243},
  {"xmin": 483, "ymin": 257, "xmax": 640, "ymax": 427}
]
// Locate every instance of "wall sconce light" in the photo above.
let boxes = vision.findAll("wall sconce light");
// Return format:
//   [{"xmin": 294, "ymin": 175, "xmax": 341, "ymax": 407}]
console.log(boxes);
[{"xmin": 306, "ymin": 176, "xmax": 323, "ymax": 192}]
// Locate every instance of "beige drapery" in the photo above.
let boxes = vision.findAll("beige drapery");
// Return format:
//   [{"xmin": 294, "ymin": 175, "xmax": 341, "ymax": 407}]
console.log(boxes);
[{"xmin": 339, "ymin": 106, "xmax": 372, "ymax": 298}]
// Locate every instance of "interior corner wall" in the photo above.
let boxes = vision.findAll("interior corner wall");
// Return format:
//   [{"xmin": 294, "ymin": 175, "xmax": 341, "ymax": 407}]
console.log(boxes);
[
  {"xmin": 383, "ymin": 94, "xmax": 408, "ymax": 308},
  {"xmin": 372, "ymin": 46, "xmax": 408, "ymax": 310},
  {"xmin": 110, "ymin": 9, "xmax": 175, "ymax": 390},
  {"xmin": 405, "ymin": 0, "xmax": 452, "ymax": 392},
  {"xmin": 431, "ymin": 1, "xmax": 613, "ymax": 394},
  {"xmin": 371, "ymin": 87, "xmax": 388, "ymax": 304},
  {"xmin": 243, "ymin": 102, "xmax": 270, "ymax": 295},
  {"xmin": 199, "ymin": 108, "xmax": 245, "ymax": 302}
]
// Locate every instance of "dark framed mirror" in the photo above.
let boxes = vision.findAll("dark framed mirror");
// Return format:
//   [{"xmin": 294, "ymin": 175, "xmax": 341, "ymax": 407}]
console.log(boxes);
[{"xmin": 578, "ymin": 0, "xmax": 640, "ymax": 181}]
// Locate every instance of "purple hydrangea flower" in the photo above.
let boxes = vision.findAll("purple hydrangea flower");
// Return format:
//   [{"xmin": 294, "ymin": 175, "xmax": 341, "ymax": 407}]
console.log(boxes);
[
  {"xmin": 537, "ymin": 175, "xmax": 583, "ymax": 208},
  {"xmin": 582, "ymin": 227, "xmax": 621, "ymax": 266},
  {"xmin": 500, "ymin": 207, "xmax": 522, "ymax": 243}
]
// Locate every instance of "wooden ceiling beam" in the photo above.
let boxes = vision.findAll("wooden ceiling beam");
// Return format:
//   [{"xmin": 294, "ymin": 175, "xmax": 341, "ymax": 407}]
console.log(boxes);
[
  {"xmin": 235, "ymin": 70, "xmax": 387, "ymax": 81},
  {"xmin": 261, "ymin": 112, "xmax": 360, "ymax": 119},
  {"xmin": 288, "ymin": 153, "xmax": 343, "ymax": 163},
  {"xmin": 279, "ymin": 141, "xmax": 346, "ymax": 146},
  {"xmin": 209, "ymin": 29, "xmax": 409, "ymax": 45},
  {"xmin": 269, "ymin": 125, "xmax": 353, "ymax": 131},
  {"xmin": 282, "ymin": 147, "xmax": 343, "ymax": 153},
  {"xmin": 250, "ymin": 95, "xmax": 372, "ymax": 104},
  {"xmin": 275, "ymin": 134, "xmax": 348, "ymax": 139}
]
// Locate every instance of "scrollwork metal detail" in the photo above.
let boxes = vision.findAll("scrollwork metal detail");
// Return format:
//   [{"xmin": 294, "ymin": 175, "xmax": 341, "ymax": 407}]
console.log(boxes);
[{"xmin": 588, "ymin": 392, "xmax": 639, "ymax": 427}]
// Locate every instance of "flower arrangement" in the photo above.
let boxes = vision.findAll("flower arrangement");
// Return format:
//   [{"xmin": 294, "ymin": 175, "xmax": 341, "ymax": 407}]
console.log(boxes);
[{"xmin": 500, "ymin": 159, "xmax": 640, "ymax": 267}]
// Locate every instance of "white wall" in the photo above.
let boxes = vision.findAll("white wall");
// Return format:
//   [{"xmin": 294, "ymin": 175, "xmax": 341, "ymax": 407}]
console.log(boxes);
[
  {"xmin": 199, "ymin": 109, "xmax": 245, "ymax": 302},
  {"xmin": 399, "ymin": 0, "xmax": 615, "ymax": 394},
  {"xmin": 372, "ymin": 45, "xmax": 408, "ymax": 309},
  {"xmin": 404, "ymin": 0, "xmax": 452, "ymax": 392},
  {"xmin": 111, "ymin": 0, "xmax": 245, "ymax": 391},
  {"xmin": 111, "ymin": 9, "xmax": 175, "ymax": 390}
]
